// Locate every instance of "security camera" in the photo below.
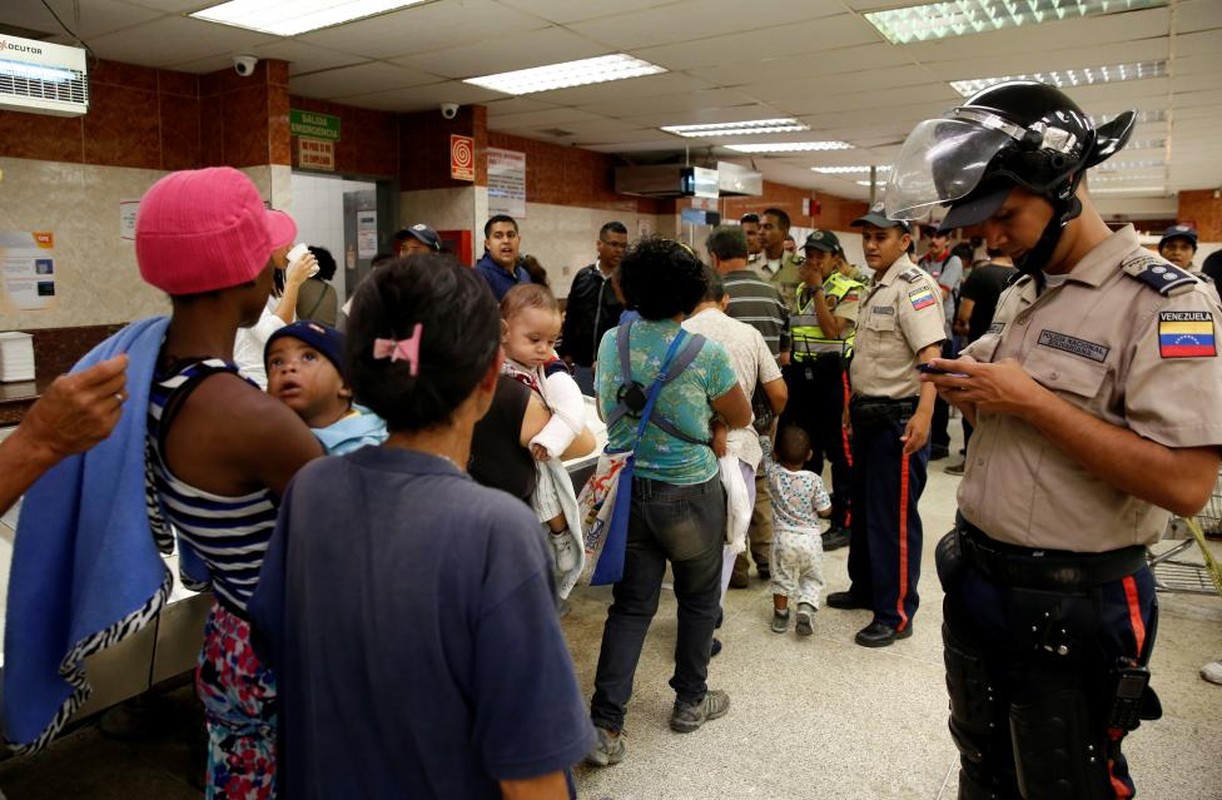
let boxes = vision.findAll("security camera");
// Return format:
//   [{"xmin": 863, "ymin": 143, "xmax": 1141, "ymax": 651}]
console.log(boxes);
[
  {"xmin": 234, "ymin": 55, "xmax": 258, "ymax": 77},
  {"xmin": 440, "ymin": 103, "xmax": 459, "ymax": 120}
]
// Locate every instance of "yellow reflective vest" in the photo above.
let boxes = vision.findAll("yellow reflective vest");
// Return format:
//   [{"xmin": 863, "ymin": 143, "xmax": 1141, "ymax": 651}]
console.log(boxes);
[{"xmin": 790, "ymin": 272, "xmax": 865, "ymax": 360}]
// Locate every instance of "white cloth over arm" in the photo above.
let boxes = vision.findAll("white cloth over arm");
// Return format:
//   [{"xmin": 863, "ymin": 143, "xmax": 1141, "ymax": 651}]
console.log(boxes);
[{"xmin": 531, "ymin": 369, "xmax": 586, "ymax": 458}]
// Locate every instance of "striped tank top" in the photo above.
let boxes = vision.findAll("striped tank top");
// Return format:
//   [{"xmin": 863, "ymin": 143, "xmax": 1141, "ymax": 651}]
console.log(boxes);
[{"xmin": 146, "ymin": 358, "xmax": 279, "ymax": 615}]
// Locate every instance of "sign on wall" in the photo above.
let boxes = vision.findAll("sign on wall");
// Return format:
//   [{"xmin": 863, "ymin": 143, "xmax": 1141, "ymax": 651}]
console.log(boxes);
[
  {"xmin": 1, "ymin": 231, "xmax": 57, "ymax": 311},
  {"xmin": 119, "ymin": 200, "xmax": 140, "ymax": 240},
  {"xmin": 487, "ymin": 147, "xmax": 526, "ymax": 219},
  {"xmin": 290, "ymin": 109, "xmax": 341, "ymax": 142},
  {"xmin": 450, "ymin": 135, "xmax": 475, "ymax": 182},
  {"xmin": 299, "ymin": 138, "xmax": 335, "ymax": 171}
]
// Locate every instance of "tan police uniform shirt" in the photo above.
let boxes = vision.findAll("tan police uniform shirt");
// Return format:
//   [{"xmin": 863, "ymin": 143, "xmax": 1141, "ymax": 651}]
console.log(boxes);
[
  {"xmin": 848, "ymin": 254, "xmax": 946, "ymax": 399},
  {"xmin": 958, "ymin": 225, "xmax": 1222, "ymax": 552},
  {"xmin": 752, "ymin": 251, "xmax": 803, "ymax": 311}
]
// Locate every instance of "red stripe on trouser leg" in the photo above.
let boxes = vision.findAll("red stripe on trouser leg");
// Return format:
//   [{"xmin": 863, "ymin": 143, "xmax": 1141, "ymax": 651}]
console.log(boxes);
[
  {"xmin": 1108, "ymin": 730, "xmax": 1133, "ymax": 798},
  {"xmin": 1122, "ymin": 576, "xmax": 1146, "ymax": 656},
  {"xmin": 895, "ymin": 453, "xmax": 910, "ymax": 630},
  {"xmin": 841, "ymin": 371, "xmax": 854, "ymax": 469}
]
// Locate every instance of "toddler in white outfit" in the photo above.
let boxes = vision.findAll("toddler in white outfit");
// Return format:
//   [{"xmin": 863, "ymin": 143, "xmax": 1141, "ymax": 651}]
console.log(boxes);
[{"xmin": 766, "ymin": 426, "xmax": 832, "ymax": 636}]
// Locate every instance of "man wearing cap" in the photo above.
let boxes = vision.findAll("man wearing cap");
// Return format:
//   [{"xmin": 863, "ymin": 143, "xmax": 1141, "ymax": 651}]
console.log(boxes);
[
  {"xmin": 754, "ymin": 208, "xmax": 804, "ymax": 310},
  {"xmin": 782, "ymin": 229, "xmax": 864, "ymax": 551},
  {"xmin": 889, "ymin": 81, "xmax": 1222, "ymax": 798},
  {"xmin": 1158, "ymin": 224, "xmax": 1199, "ymax": 272},
  {"xmin": 475, "ymin": 214, "xmax": 529, "ymax": 301},
  {"xmin": 918, "ymin": 225, "xmax": 964, "ymax": 462},
  {"xmin": 395, "ymin": 223, "xmax": 443, "ymax": 257},
  {"xmin": 825, "ymin": 204, "xmax": 944, "ymax": 649},
  {"xmin": 559, "ymin": 221, "xmax": 628, "ymax": 394}
]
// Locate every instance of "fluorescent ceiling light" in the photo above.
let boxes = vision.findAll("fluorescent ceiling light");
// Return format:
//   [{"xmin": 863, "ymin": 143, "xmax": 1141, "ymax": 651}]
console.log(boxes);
[
  {"xmin": 812, "ymin": 165, "xmax": 891, "ymax": 174},
  {"xmin": 724, "ymin": 141, "xmax": 854, "ymax": 153},
  {"xmin": 1091, "ymin": 110, "xmax": 1166, "ymax": 126},
  {"xmin": 951, "ymin": 61, "xmax": 1165, "ymax": 97},
  {"xmin": 1091, "ymin": 185, "xmax": 1165, "ymax": 194},
  {"xmin": 856, "ymin": 180, "xmax": 888, "ymax": 187},
  {"xmin": 1094, "ymin": 159, "xmax": 1165, "ymax": 172},
  {"xmin": 865, "ymin": 0, "xmax": 1165, "ymax": 45},
  {"xmin": 1124, "ymin": 139, "xmax": 1166, "ymax": 151},
  {"xmin": 1091, "ymin": 173, "xmax": 1165, "ymax": 182},
  {"xmin": 191, "ymin": 0, "xmax": 426, "ymax": 36},
  {"xmin": 662, "ymin": 118, "xmax": 809, "ymax": 138},
  {"xmin": 464, "ymin": 54, "xmax": 665, "ymax": 95}
]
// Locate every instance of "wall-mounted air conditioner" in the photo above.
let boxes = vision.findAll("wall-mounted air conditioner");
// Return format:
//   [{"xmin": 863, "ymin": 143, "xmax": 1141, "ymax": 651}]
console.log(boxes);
[{"xmin": 0, "ymin": 34, "xmax": 89, "ymax": 118}]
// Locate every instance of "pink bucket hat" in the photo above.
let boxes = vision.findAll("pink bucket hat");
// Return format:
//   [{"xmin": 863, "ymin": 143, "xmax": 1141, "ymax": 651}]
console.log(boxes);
[{"xmin": 136, "ymin": 167, "xmax": 297, "ymax": 295}]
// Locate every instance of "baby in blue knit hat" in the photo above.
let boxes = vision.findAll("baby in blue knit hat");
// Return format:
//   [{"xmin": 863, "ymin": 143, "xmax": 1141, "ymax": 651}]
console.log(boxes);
[{"xmin": 265, "ymin": 321, "xmax": 387, "ymax": 455}]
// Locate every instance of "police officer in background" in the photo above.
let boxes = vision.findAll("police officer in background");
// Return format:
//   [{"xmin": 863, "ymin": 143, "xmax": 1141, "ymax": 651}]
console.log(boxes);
[
  {"xmin": 825, "ymin": 205, "xmax": 944, "ymax": 648},
  {"xmin": 888, "ymin": 81, "xmax": 1222, "ymax": 799},
  {"xmin": 754, "ymin": 208, "xmax": 805, "ymax": 311},
  {"xmin": 1157, "ymin": 223, "xmax": 1198, "ymax": 273},
  {"xmin": 782, "ymin": 230, "xmax": 863, "ymax": 551}
]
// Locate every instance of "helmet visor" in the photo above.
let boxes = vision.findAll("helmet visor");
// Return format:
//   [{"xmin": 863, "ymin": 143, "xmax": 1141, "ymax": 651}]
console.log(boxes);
[{"xmin": 885, "ymin": 118, "xmax": 1013, "ymax": 220}]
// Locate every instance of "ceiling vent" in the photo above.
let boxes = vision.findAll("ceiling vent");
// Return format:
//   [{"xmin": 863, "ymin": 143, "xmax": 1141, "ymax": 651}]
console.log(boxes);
[{"xmin": 0, "ymin": 34, "xmax": 89, "ymax": 118}]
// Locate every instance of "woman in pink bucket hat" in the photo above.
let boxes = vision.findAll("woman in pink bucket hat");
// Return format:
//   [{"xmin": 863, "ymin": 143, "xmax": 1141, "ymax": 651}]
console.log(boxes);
[
  {"xmin": 3, "ymin": 167, "xmax": 323, "ymax": 798},
  {"xmin": 138, "ymin": 167, "xmax": 324, "ymax": 796}
]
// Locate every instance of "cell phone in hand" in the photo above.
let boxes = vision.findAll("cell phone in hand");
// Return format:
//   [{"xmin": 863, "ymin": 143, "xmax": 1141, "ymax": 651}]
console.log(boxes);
[{"xmin": 916, "ymin": 363, "xmax": 968, "ymax": 377}]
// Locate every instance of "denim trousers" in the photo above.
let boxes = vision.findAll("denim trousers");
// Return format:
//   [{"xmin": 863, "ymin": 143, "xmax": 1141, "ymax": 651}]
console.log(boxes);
[{"xmin": 590, "ymin": 474, "xmax": 726, "ymax": 731}]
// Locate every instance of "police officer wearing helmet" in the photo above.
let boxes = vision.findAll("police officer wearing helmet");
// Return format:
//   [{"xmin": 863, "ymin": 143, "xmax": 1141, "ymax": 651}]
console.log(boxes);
[
  {"xmin": 781, "ymin": 230, "xmax": 864, "ymax": 551},
  {"xmin": 824, "ymin": 204, "xmax": 945, "ymax": 648},
  {"xmin": 887, "ymin": 80, "xmax": 1222, "ymax": 799}
]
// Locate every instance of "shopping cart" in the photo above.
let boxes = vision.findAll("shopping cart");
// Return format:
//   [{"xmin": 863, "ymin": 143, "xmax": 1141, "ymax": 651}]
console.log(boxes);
[{"xmin": 1148, "ymin": 469, "xmax": 1222, "ymax": 596}]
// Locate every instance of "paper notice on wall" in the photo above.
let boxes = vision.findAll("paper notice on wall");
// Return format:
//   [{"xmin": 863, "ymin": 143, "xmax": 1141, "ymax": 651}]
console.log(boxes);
[
  {"xmin": 355, "ymin": 209, "xmax": 378, "ymax": 258},
  {"xmin": 1, "ymin": 231, "xmax": 57, "ymax": 312},
  {"xmin": 487, "ymin": 148, "xmax": 526, "ymax": 219},
  {"xmin": 120, "ymin": 200, "xmax": 140, "ymax": 241}
]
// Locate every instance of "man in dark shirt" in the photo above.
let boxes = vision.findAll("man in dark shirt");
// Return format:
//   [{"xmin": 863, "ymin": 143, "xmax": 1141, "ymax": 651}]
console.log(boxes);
[
  {"xmin": 558, "ymin": 221, "xmax": 628, "ymax": 394},
  {"xmin": 475, "ymin": 215, "xmax": 529, "ymax": 301},
  {"xmin": 945, "ymin": 250, "xmax": 1016, "ymax": 474}
]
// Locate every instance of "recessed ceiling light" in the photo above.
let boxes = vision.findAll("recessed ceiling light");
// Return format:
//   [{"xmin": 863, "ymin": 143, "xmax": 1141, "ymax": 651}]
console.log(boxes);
[
  {"xmin": 1091, "ymin": 110, "xmax": 1166, "ymax": 126},
  {"xmin": 191, "ymin": 0, "xmax": 426, "ymax": 36},
  {"xmin": 951, "ymin": 61, "xmax": 1166, "ymax": 97},
  {"xmin": 865, "ymin": 0, "xmax": 1166, "ymax": 45},
  {"xmin": 856, "ymin": 180, "xmax": 888, "ymax": 187},
  {"xmin": 1090, "ymin": 173, "xmax": 1165, "ymax": 182},
  {"xmin": 463, "ymin": 54, "xmax": 665, "ymax": 96},
  {"xmin": 1123, "ymin": 139, "xmax": 1167, "ymax": 151},
  {"xmin": 1091, "ymin": 185, "xmax": 1166, "ymax": 194},
  {"xmin": 662, "ymin": 118, "xmax": 810, "ymax": 138},
  {"xmin": 1093, "ymin": 159, "xmax": 1166, "ymax": 172},
  {"xmin": 812, "ymin": 165, "xmax": 891, "ymax": 174},
  {"xmin": 723, "ymin": 141, "xmax": 854, "ymax": 153}
]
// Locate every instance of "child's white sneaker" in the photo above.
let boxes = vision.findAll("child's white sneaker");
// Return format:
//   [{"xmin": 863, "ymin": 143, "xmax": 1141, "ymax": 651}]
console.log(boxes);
[{"xmin": 550, "ymin": 529, "xmax": 579, "ymax": 573}]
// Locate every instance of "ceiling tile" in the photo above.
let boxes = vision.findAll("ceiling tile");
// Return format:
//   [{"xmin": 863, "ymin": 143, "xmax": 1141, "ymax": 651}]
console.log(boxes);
[
  {"xmin": 493, "ymin": 0, "xmax": 671, "ymax": 25},
  {"xmin": 391, "ymin": 25, "xmax": 606, "ymax": 79},
  {"xmin": 249, "ymin": 41, "xmax": 373, "ymax": 76},
  {"xmin": 1175, "ymin": 0, "xmax": 1222, "ymax": 33},
  {"xmin": 332, "ymin": 79, "xmax": 504, "ymax": 111},
  {"xmin": 297, "ymin": 0, "xmax": 544, "ymax": 59},
  {"xmin": 290, "ymin": 61, "xmax": 441, "ymax": 99},
  {"xmin": 86, "ymin": 15, "xmax": 277, "ymax": 68}
]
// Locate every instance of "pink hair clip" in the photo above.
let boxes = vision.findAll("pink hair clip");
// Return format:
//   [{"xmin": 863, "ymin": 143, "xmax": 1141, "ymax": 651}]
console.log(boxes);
[{"xmin": 373, "ymin": 323, "xmax": 423, "ymax": 375}]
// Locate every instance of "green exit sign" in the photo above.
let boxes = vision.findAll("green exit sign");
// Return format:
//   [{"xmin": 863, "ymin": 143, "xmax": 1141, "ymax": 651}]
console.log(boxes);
[{"xmin": 290, "ymin": 109, "xmax": 341, "ymax": 142}]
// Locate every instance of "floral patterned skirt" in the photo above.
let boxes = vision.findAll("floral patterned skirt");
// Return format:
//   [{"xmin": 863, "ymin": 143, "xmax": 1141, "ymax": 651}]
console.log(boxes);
[{"xmin": 196, "ymin": 601, "xmax": 278, "ymax": 799}]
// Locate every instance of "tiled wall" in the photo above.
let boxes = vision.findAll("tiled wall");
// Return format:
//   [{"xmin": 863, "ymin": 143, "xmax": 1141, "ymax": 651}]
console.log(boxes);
[
  {"xmin": 0, "ymin": 60, "xmax": 200, "ymax": 170},
  {"xmin": 1178, "ymin": 190, "xmax": 1222, "ymax": 242},
  {"xmin": 0, "ymin": 157, "xmax": 170, "ymax": 330},
  {"xmin": 721, "ymin": 181, "xmax": 869, "ymax": 233},
  {"xmin": 290, "ymin": 96, "xmax": 398, "ymax": 178}
]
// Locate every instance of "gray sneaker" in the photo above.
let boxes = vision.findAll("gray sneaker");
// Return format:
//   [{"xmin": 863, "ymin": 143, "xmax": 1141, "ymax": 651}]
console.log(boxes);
[
  {"xmin": 585, "ymin": 726, "xmax": 624, "ymax": 766},
  {"xmin": 670, "ymin": 689, "xmax": 730, "ymax": 733},
  {"xmin": 771, "ymin": 608, "xmax": 790, "ymax": 634},
  {"xmin": 795, "ymin": 603, "xmax": 815, "ymax": 637}
]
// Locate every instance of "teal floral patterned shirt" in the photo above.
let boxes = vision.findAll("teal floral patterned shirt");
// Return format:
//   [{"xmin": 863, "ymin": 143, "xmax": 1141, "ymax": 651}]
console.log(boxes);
[{"xmin": 596, "ymin": 318, "xmax": 738, "ymax": 485}]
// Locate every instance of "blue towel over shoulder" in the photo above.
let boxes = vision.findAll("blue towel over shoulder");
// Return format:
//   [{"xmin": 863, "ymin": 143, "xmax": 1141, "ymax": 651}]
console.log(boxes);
[{"xmin": 2, "ymin": 316, "xmax": 186, "ymax": 751}]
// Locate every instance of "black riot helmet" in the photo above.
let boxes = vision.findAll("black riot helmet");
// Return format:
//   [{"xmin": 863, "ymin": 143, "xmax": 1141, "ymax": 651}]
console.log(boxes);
[{"xmin": 885, "ymin": 81, "xmax": 1135, "ymax": 282}]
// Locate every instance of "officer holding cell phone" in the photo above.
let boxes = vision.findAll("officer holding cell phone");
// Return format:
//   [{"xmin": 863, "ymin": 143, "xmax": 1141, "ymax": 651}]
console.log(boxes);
[
  {"xmin": 888, "ymin": 81, "xmax": 1222, "ymax": 799},
  {"xmin": 824, "ymin": 205, "xmax": 944, "ymax": 648}
]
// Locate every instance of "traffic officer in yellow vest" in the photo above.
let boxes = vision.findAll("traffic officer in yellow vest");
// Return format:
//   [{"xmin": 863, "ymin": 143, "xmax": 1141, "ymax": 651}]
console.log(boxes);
[
  {"xmin": 753, "ymin": 207, "xmax": 804, "ymax": 311},
  {"xmin": 888, "ymin": 80, "xmax": 1222, "ymax": 799},
  {"xmin": 825, "ymin": 205, "xmax": 945, "ymax": 649},
  {"xmin": 781, "ymin": 229, "xmax": 864, "ymax": 552}
]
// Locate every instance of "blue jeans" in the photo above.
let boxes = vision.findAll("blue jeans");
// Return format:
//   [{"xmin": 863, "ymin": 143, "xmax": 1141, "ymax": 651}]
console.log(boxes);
[{"xmin": 590, "ymin": 475, "xmax": 725, "ymax": 731}]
